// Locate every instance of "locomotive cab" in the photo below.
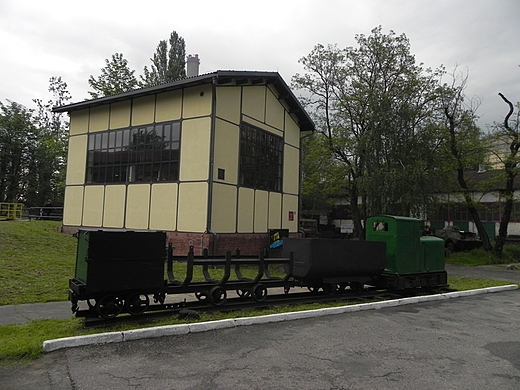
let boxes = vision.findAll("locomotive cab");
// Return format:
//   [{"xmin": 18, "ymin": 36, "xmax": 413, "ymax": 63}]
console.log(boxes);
[{"xmin": 366, "ymin": 216, "xmax": 447, "ymax": 289}]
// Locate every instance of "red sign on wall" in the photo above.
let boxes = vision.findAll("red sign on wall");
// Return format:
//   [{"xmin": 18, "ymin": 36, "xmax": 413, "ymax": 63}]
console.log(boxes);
[{"xmin": 288, "ymin": 211, "xmax": 294, "ymax": 221}]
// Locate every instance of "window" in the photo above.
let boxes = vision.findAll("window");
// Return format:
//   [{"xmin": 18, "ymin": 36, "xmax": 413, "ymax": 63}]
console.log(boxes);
[
  {"xmin": 86, "ymin": 121, "xmax": 180, "ymax": 184},
  {"xmin": 239, "ymin": 122, "xmax": 283, "ymax": 192}
]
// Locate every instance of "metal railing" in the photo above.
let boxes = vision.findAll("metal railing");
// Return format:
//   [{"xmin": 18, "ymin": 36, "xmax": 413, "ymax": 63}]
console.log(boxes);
[
  {"xmin": 27, "ymin": 206, "xmax": 63, "ymax": 221},
  {"xmin": 0, "ymin": 202, "xmax": 25, "ymax": 220}
]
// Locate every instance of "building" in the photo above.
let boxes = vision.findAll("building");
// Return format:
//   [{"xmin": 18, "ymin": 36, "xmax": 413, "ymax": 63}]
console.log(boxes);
[{"xmin": 53, "ymin": 70, "xmax": 314, "ymax": 255}]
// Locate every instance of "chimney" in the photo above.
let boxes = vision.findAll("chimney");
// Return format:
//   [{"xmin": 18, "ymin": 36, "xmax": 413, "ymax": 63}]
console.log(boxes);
[{"xmin": 186, "ymin": 54, "xmax": 200, "ymax": 77}]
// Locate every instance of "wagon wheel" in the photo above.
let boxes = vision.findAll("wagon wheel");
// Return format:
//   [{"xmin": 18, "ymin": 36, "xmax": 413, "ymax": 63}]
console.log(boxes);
[
  {"xmin": 236, "ymin": 289, "xmax": 250, "ymax": 298},
  {"xmin": 307, "ymin": 286, "xmax": 320, "ymax": 293},
  {"xmin": 208, "ymin": 286, "xmax": 227, "ymax": 306},
  {"xmin": 95, "ymin": 295, "xmax": 124, "ymax": 319},
  {"xmin": 195, "ymin": 291, "xmax": 207, "ymax": 301},
  {"xmin": 251, "ymin": 284, "xmax": 268, "ymax": 302},
  {"xmin": 125, "ymin": 293, "xmax": 150, "ymax": 316},
  {"xmin": 323, "ymin": 283, "xmax": 338, "ymax": 295},
  {"xmin": 350, "ymin": 281, "xmax": 364, "ymax": 293}
]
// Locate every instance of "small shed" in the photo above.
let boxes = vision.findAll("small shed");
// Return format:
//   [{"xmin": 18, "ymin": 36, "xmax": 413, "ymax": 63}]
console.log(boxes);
[{"xmin": 54, "ymin": 70, "xmax": 314, "ymax": 255}]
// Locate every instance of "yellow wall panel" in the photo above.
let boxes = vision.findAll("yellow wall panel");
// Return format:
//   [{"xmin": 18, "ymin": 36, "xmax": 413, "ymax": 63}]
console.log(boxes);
[
  {"xmin": 241, "ymin": 116, "xmax": 282, "ymax": 137},
  {"xmin": 282, "ymin": 194, "xmax": 299, "ymax": 232},
  {"xmin": 283, "ymin": 145, "xmax": 300, "ymax": 195},
  {"xmin": 268, "ymin": 192, "xmax": 282, "ymax": 229},
  {"xmin": 131, "ymin": 95, "xmax": 156, "ymax": 126},
  {"xmin": 102, "ymin": 185, "xmax": 126, "ymax": 228},
  {"xmin": 156, "ymin": 90, "xmax": 182, "ymax": 122},
  {"xmin": 82, "ymin": 186, "xmax": 105, "ymax": 227},
  {"xmin": 285, "ymin": 112, "xmax": 300, "ymax": 148},
  {"xmin": 182, "ymin": 84, "xmax": 212, "ymax": 119},
  {"xmin": 149, "ymin": 183, "xmax": 178, "ymax": 231},
  {"xmin": 216, "ymin": 86, "xmax": 241, "ymax": 124},
  {"xmin": 210, "ymin": 183, "xmax": 237, "ymax": 233},
  {"xmin": 237, "ymin": 187, "xmax": 254, "ymax": 233},
  {"xmin": 242, "ymin": 86, "xmax": 265, "ymax": 122},
  {"xmin": 177, "ymin": 182, "xmax": 208, "ymax": 232},
  {"xmin": 254, "ymin": 190, "xmax": 268, "ymax": 233},
  {"xmin": 214, "ymin": 119, "xmax": 239, "ymax": 185},
  {"xmin": 265, "ymin": 88, "xmax": 284, "ymax": 131},
  {"xmin": 63, "ymin": 186, "xmax": 84, "ymax": 226},
  {"xmin": 69, "ymin": 109, "xmax": 89, "ymax": 135},
  {"xmin": 179, "ymin": 117, "xmax": 211, "ymax": 181},
  {"xmin": 89, "ymin": 105, "xmax": 109, "ymax": 132},
  {"xmin": 109, "ymin": 101, "xmax": 131, "ymax": 129},
  {"xmin": 66, "ymin": 135, "xmax": 87, "ymax": 185},
  {"xmin": 125, "ymin": 184, "xmax": 151, "ymax": 229}
]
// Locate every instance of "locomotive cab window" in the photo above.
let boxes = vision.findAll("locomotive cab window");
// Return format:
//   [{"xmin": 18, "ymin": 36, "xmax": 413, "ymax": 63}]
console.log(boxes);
[
  {"xmin": 373, "ymin": 222, "xmax": 388, "ymax": 231},
  {"xmin": 86, "ymin": 121, "xmax": 180, "ymax": 184}
]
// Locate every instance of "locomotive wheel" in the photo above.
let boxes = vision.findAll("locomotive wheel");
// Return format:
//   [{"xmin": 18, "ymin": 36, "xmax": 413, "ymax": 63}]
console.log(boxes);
[
  {"xmin": 251, "ymin": 284, "xmax": 268, "ymax": 302},
  {"xmin": 208, "ymin": 286, "xmax": 227, "ymax": 306},
  {"xmin": 96, "ymin": 295, "xmax": 124, "ymax": 319},
  {"xmin": 350, "ymin": 281, "xmax": 364, "ymax": 293},
  {"xmin": 195, "ymin": 291, "xmax": 207, "ymax": 301},
  {"xmin": 236, "ymin": 289, "xmax": 250, "ymax": 298},
  {"xmin": 323, "ymin": 283, "xmax": 338, "ymax": 295},
  {"xmin": 125, "ymin": 293, "xmax": 150, "ymax": 316}
]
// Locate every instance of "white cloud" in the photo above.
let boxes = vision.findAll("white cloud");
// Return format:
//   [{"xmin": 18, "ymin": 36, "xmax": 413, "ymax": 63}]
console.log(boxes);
[{"xmin": 0, "ymin": 0, "xmax": 518, "ymax": 127}]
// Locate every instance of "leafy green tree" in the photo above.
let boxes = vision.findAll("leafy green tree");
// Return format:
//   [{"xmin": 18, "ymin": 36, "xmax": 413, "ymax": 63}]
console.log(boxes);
[
  {"xmin": 141, "ymin": 31, "xmax": 186, "ymax": 87},
  {"xmin": 88, "ymin": 53, "xmax": 138, "ymax": 99},
  {"xmin": 0, "ymin": 101, "xmax": 37, "ymax": 202},
  {"xmin": 31, "ymin": 76, "xmax": 71, "ymax": 206},
  {"xmin": 0, "ymin": 77, "xmax": 71, "ymax": 207},
  {"xmin": 293, "ymin": 27, "xmax": 446, "ymax": 235},
  {"xmin": 300, "ymin": 132, "xmax": 348, "ymax": 220}
]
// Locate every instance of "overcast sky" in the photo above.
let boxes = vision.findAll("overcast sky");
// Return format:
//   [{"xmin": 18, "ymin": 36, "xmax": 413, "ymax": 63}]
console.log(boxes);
[{"xmin": 1, "ymin": 0, "xmax": 519, "ymax": 129}]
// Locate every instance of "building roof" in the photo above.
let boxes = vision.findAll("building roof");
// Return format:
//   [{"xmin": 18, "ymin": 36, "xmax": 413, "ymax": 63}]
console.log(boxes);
[{"xmin": 53, "ymin": 70, "xmax": 315, "ymax": 132}]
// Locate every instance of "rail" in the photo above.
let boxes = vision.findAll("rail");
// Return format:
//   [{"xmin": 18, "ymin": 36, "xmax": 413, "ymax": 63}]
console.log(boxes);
[
  {"xmin": 0, "ymin": 202, "xmax": 24, "ymax": 220},
  {"xmin": 27, "ymin": 206, "xmax": 63, "ymax": 221}
]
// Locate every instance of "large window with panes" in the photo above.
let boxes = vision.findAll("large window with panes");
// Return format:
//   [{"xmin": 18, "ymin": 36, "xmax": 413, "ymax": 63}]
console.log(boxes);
[
  {"xmin": 86, "ymin": 121, "xmax": 180, "ymax": 184},
  {"xmin": 239, "ymin": 122, "xmax": 283, "ymax": 192}
]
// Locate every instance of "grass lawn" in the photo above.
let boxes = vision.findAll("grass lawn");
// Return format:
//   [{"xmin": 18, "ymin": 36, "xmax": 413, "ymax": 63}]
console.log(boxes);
[{"xmin": 0, "ymin": 220, "xmax": 76, "ymax": 305}]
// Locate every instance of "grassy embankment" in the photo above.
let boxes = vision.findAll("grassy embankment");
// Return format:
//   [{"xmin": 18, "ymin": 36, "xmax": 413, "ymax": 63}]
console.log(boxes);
[{"xmin": 0, "ymin": 220, "xmax": 518, "ymax": 364}]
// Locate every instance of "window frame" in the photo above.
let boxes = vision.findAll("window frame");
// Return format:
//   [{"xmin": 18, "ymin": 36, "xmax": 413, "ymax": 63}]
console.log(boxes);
[
  {"xmin": 85, "ymin": 120, "xmax": 181, "ymax": 184},
  {"xmin": 239, "ymin": 122, "xmax": 283, "ymax": 192}
]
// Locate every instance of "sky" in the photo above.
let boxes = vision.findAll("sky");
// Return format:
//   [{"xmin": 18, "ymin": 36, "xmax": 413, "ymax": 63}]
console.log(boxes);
[{"xmin": 1, "ymin": 0, "xmax": 519, "ymax": 130}]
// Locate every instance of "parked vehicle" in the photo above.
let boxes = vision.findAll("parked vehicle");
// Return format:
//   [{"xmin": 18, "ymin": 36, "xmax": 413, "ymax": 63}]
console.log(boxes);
[{"xmin": 432, "ymin": 225, "xmax": 483, "ymax": 253}]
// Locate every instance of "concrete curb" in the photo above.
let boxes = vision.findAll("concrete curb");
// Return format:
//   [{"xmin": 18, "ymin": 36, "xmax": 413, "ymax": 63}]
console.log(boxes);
[{"xmin": 42, "ymin": 284, "xmax": 518, "ymax": 353}]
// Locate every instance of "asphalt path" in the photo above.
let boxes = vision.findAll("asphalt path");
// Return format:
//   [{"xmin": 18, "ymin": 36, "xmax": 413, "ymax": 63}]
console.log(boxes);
[
  {"xmin": 0, "ymin": 289, "xmax": 519, "ymax": 388},
  {"xmin": 1, "ymin": 264, "xmax": 520, "ymax": 389}
]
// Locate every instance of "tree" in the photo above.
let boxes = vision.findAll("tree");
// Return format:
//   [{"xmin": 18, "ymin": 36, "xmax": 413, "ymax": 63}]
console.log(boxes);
[
  {"xmin": 438, "ymin": 69, "xmax": 492, "ymax": 251},
  {"xmin": 492, "ymin": 93, "xmax": 520, "ymax": 257},
  {"xmin": 141, "ymin": 31, "xmax": 186, "ymax": 87},
  {"xmin": 0, "ymin": 77, "xmax": 71, "ymax": 206},
  {"xmin": 31, "ymin": 76, "xmax": 71, "ymax": 206},
  {"xmin": 0, "ymin": 101, "xmax": 37, "ymax": 202},
  {"xmin": 88, "ymin": 53, "xmax": 138, "ymax": 99},
  {"xmin": 300, "ymin": 132, "xmax": 348, "ymax": 220},
  {"xmin": 293, "ymin": 27, "xmax": 446, "ymax": 236}
]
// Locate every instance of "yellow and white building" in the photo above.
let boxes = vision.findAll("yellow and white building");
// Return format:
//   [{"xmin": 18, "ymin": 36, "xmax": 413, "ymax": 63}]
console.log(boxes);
[{"xmin": 54, "ymin": 71, "xmax": 314, "ymax": 254}]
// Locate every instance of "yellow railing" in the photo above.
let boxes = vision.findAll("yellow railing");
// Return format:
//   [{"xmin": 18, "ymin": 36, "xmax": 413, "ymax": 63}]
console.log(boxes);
[{"xmin": 0, "ymin": 202, "xmax": 25, "ymax": 221}]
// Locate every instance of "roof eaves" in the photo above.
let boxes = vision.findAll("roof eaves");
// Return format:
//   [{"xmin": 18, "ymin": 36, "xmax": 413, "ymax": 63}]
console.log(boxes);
[{"xmin": 53, "ymin": 70, "xmax": 315, "ymax": 131}]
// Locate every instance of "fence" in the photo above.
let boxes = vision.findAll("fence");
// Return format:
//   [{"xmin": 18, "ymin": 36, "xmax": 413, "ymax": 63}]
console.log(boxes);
[
  {"xmin": 0, "ymin": 203, "xmax": 25, "ymax": 220},
  {"xmin": 27, "ymin": 206, "xmax": 63, "ymax": 221}
]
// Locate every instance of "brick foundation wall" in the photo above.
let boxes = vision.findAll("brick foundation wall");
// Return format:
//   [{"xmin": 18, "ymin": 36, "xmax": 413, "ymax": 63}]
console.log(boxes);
[{"xmin": 59, "ymin": 225, "xmax": 301, "ymax": 257}]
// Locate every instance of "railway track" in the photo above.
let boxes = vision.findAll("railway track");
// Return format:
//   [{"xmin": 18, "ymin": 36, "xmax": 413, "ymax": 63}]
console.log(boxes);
[{"xmin": 82, "ymin": 286, "xmax": 454, "ymax": 328}]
